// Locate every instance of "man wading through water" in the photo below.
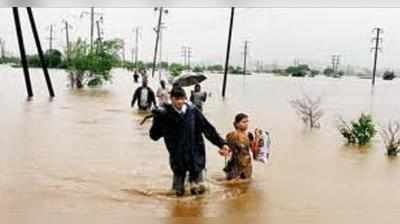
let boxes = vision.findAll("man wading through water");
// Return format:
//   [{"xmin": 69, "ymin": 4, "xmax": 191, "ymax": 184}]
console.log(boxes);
[{"xmin": 149, "ymin": 86, "xmax": 230, "ymax": 197}]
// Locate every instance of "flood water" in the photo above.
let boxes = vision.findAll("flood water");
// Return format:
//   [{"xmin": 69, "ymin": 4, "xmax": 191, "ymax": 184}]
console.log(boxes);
[{"xmin": 1, "ymin": 65, "xmax": 400, "ymax": 223}]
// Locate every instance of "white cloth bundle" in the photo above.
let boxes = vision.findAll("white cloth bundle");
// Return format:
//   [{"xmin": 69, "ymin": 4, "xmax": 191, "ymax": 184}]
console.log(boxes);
[{"xmin": 254, "ymin": 131, "xmax": 271, "ymax": 163}]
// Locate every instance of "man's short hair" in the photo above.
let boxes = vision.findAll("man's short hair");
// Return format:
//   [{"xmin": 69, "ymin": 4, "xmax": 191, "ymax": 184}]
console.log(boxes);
[{"xmin": 170, "ymin": 86, "xmax": 186, "ymax": 98}]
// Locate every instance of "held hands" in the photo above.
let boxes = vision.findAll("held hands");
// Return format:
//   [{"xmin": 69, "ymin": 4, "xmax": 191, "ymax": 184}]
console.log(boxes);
[{"xmin": 218, "ymin": 144, "xmax": 231, "ymax": 157}]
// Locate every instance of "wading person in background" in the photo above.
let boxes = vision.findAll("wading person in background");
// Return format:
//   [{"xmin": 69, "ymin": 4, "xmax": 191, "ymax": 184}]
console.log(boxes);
[
  {"xmin": 190, "ymin": 84, "xmax": 207, "ymax": 111},
  {"xmin": 223, "ymin": 113, "xmax": 254, "ymax": 180},
  {"xmin": 149, "ymin": 86, "xmax": 230, "ymax": 197},
  {"xmin": 139, "ymin": 68, "xmax": 148, "ymax": 81},
  {"xmin": 131, "ymin": 79, "xmax": 157, "ymax": 111},
  {"xmin": 133, "ymin": 70, "xmax": 140, "ymax": 83},
  {"xmin": 156, "ymin": 80, "xmax": 170, "ymax": 107}
]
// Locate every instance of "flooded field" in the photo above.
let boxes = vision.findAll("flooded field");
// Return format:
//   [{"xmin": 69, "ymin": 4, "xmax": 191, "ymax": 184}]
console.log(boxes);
[{"xmin": 1, "ymin": 65, "xmax": 400, "ymax": 223}]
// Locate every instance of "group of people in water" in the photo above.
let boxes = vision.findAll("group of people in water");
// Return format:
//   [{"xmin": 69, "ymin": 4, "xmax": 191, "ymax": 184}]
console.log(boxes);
[
  {"xmin": 131, "ymin": 70, "xmax": 270, "ymax": 197},
  {"xmin": 131, "ymin": 72, "xmax": 207, "ymax": 112}
]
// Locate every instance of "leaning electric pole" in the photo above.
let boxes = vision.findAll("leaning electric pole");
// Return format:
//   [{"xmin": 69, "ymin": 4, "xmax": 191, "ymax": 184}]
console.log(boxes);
[
  {"xmin": 242, "ymin": 40, "xmax": 249, "ymax": 75},
  {"xmin": 371, "ymin": 27, "xmax": 383, "ymax": 86},
  {"xmin": 222, "ymin": 7, "xmax": 235, "ymax": 98},
  {"xmin": 158, "ymin": 23, "xmax": 167, "ymax": 79},
  {"xmin": 152, "ymin": 7, "xmax": 168, "ymax": 78}
]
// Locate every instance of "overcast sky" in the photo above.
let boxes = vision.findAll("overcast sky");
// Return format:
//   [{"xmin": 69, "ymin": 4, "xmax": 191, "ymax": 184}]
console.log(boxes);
[{"xmin": 1, "ymin": 8, "xmax": 400, "ymax": 69}]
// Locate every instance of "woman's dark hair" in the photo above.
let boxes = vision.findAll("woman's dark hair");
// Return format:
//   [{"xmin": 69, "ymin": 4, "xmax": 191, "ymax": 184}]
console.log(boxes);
[
  {"xmin": 233, "ymin": 113, "xmax": 248, "ymax": 129},
  {"xmin": 170, "ymin": 86, "xmax": 187, "ymax": 98}
]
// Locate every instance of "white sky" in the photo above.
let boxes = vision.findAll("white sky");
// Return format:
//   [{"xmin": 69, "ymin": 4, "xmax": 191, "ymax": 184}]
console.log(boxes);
[{"xmin": 0, "ymin": 8, "xmax": 399, "ymax": 69}]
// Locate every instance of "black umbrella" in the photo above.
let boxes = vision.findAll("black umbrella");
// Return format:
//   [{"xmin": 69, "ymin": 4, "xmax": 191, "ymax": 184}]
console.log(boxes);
[{"xmin": 173, "ymin": 73, "xmax": 207, "ymax": 87}]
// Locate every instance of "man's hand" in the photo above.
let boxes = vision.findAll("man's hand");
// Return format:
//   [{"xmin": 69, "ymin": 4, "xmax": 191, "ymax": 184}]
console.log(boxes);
[{"xmin": 218, "ymin": 144, "xmax": 230, "ymax": 157}]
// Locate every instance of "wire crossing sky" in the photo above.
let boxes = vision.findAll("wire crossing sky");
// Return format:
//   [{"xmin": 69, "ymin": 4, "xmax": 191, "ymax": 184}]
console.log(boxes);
[{"xmin": 1, "ymin": 8, "xmax": 400, "ymax": 69}]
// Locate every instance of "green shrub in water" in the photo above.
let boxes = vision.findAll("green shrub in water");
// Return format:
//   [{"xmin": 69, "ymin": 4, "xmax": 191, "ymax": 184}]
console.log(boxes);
[{"xmin": 339, "ymin": 113, "xmax": 377, "ymax": 145}]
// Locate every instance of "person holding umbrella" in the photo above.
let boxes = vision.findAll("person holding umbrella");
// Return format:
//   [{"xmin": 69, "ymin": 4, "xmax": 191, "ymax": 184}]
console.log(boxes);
[{"xmin": 149, "ymin": 85, "xmax": 230, "ymax": 197}]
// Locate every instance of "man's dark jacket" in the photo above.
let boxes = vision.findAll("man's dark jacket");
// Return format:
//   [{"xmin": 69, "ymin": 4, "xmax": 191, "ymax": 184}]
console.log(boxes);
[
  {"xmin": 149, "ymin": 103, "xmax": 226, "ymax": 174},
  {"xmin": 131, "ymin": 86, "xmax": 156, "ymax": 110}
]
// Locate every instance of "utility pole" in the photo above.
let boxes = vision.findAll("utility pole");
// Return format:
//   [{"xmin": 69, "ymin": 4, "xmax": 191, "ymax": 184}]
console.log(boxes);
[
  {"xmin": 13, "ymin": 7, "xmax": 33, "ymax": 98},
  {"xmin": 181, "ymin": 46, "xmax": 187, "ymax": 67},
  {"xmin": 80, "ymin": 7, "xmax": 103, "ymax": 53},
  {"xmin": 181, "ymin": 46, "xmax": 192, "ymax": 69},
  {"xmin": 0, "ymin": 38, "xmax": 5, "ymax": 59},
  {"xmin": 96, "ymin": 20, "xmax": 102, "ymax": 42},
  {"xmin": 90, "ymin": 7, "xmax": 94, "ymax": 51},
  {"xmin": 187, "ymin": 47, "xmax": 192, "ymax": 70},
  {"xmin": 27, "ymin": 7, "xmax": 55, "ymax": 97},
  {"xmin": 294, "ymin": 58, "xmax": 300, "ymax": 66},
  {"xmin": 122, "ymin": 40, "xmax": 126, "ymax": 62},
  {"xmin": 242, "ymin": 40, "xmax": 249, "ymax": 75},
  {"xmin": 152, "ymin": 7, "xmax": 168, "ymax": 78},
  {"xmin": 62, "ymin": 19, "xmax": 72, "ymax": 61},
  {"xmin": 158, "ymin": 23, "xmax": 167, "ymax": 79},
  {"xmin": 132, "ymin": 27, "xmax": 141, "ymax": 71},
  {"xmin": 95, "ymin": 19, "xmax": 102, "ymax": 53},
  {"xmin": 371, "ymin": 27, "xmax": 383, "ymax": 86},
  {"xmin": 331, "ymin": 55, "xmax": 340, "ymax": 72},
  {"xmin": 222, "ymin": 7, "xmax": 235, "ymax": 98},
  {"xmin": 46, "ymin": 24, "xmax": 55, "ymax": 51}
]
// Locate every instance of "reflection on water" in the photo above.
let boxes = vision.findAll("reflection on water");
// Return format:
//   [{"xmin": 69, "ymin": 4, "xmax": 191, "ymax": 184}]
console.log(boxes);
[{"xmin": 1, "ymin": 65, "xmax": 400, "ymax": 223}]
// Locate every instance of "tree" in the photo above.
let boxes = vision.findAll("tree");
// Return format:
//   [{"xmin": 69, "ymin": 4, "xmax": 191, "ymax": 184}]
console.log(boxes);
[
  {"xmin": 193, "ymin": 65, "xmax": 205, "ymax": 73},
  {"xmin": 229, "ymin": 65, "xmax": 242, "ymax": 74},
  {"xmin": 381, "ymin": 121, "xmax": 400, "ymax": 156},
  {"xmin": 45, "ymin": 49, "xmax": 63, "ymax": 68},
  {"xmin": 160, "ymin": 61, "xmax": 169, "ymax": 69},
  {"xmin": 383, "ymin": 70, "xmax": 395, "ymax": 80},
  {"xmin": 286, "ymin": 64, "xmax": 310, "ymax": 77},
  {"xmin": 66, "ymin": 38, "xmax": 122, "ymax": 88},
  {"xmin": 207, "ymin": 64, "xmax": 223, "ymax": 72},
  {"xmin": 310, "ymin": 69, "xmax": 320, "ymax": 77},
  {"xmin": 323, "ymin": 67, "xmax": 335, "ymax": 76},
  {"xmin": 169, "ymin": 63, "xmax": 185, "ymax": 77},
  {"xmin": 124, "ymin": 61, "xmax": 145, "ymax": 72},
  {"xmin": 290, "ymin": 93, "xmax": 324, "ymax": 129}
]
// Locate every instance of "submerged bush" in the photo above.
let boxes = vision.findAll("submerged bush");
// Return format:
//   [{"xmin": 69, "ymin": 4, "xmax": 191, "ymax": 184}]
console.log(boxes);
[
  {"xmin": 338, "ymin": 113, "xmax": 377, "ymax": 145},
  {"xmin": 380, "ymin": 121, "xmax": 400, "ymax": 156}
]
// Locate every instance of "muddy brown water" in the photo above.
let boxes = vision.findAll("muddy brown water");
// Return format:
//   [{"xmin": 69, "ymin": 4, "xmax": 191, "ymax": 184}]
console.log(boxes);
[{"xmin": 1, "ymin": 65, "xmax": 400, "ymax": 223}]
